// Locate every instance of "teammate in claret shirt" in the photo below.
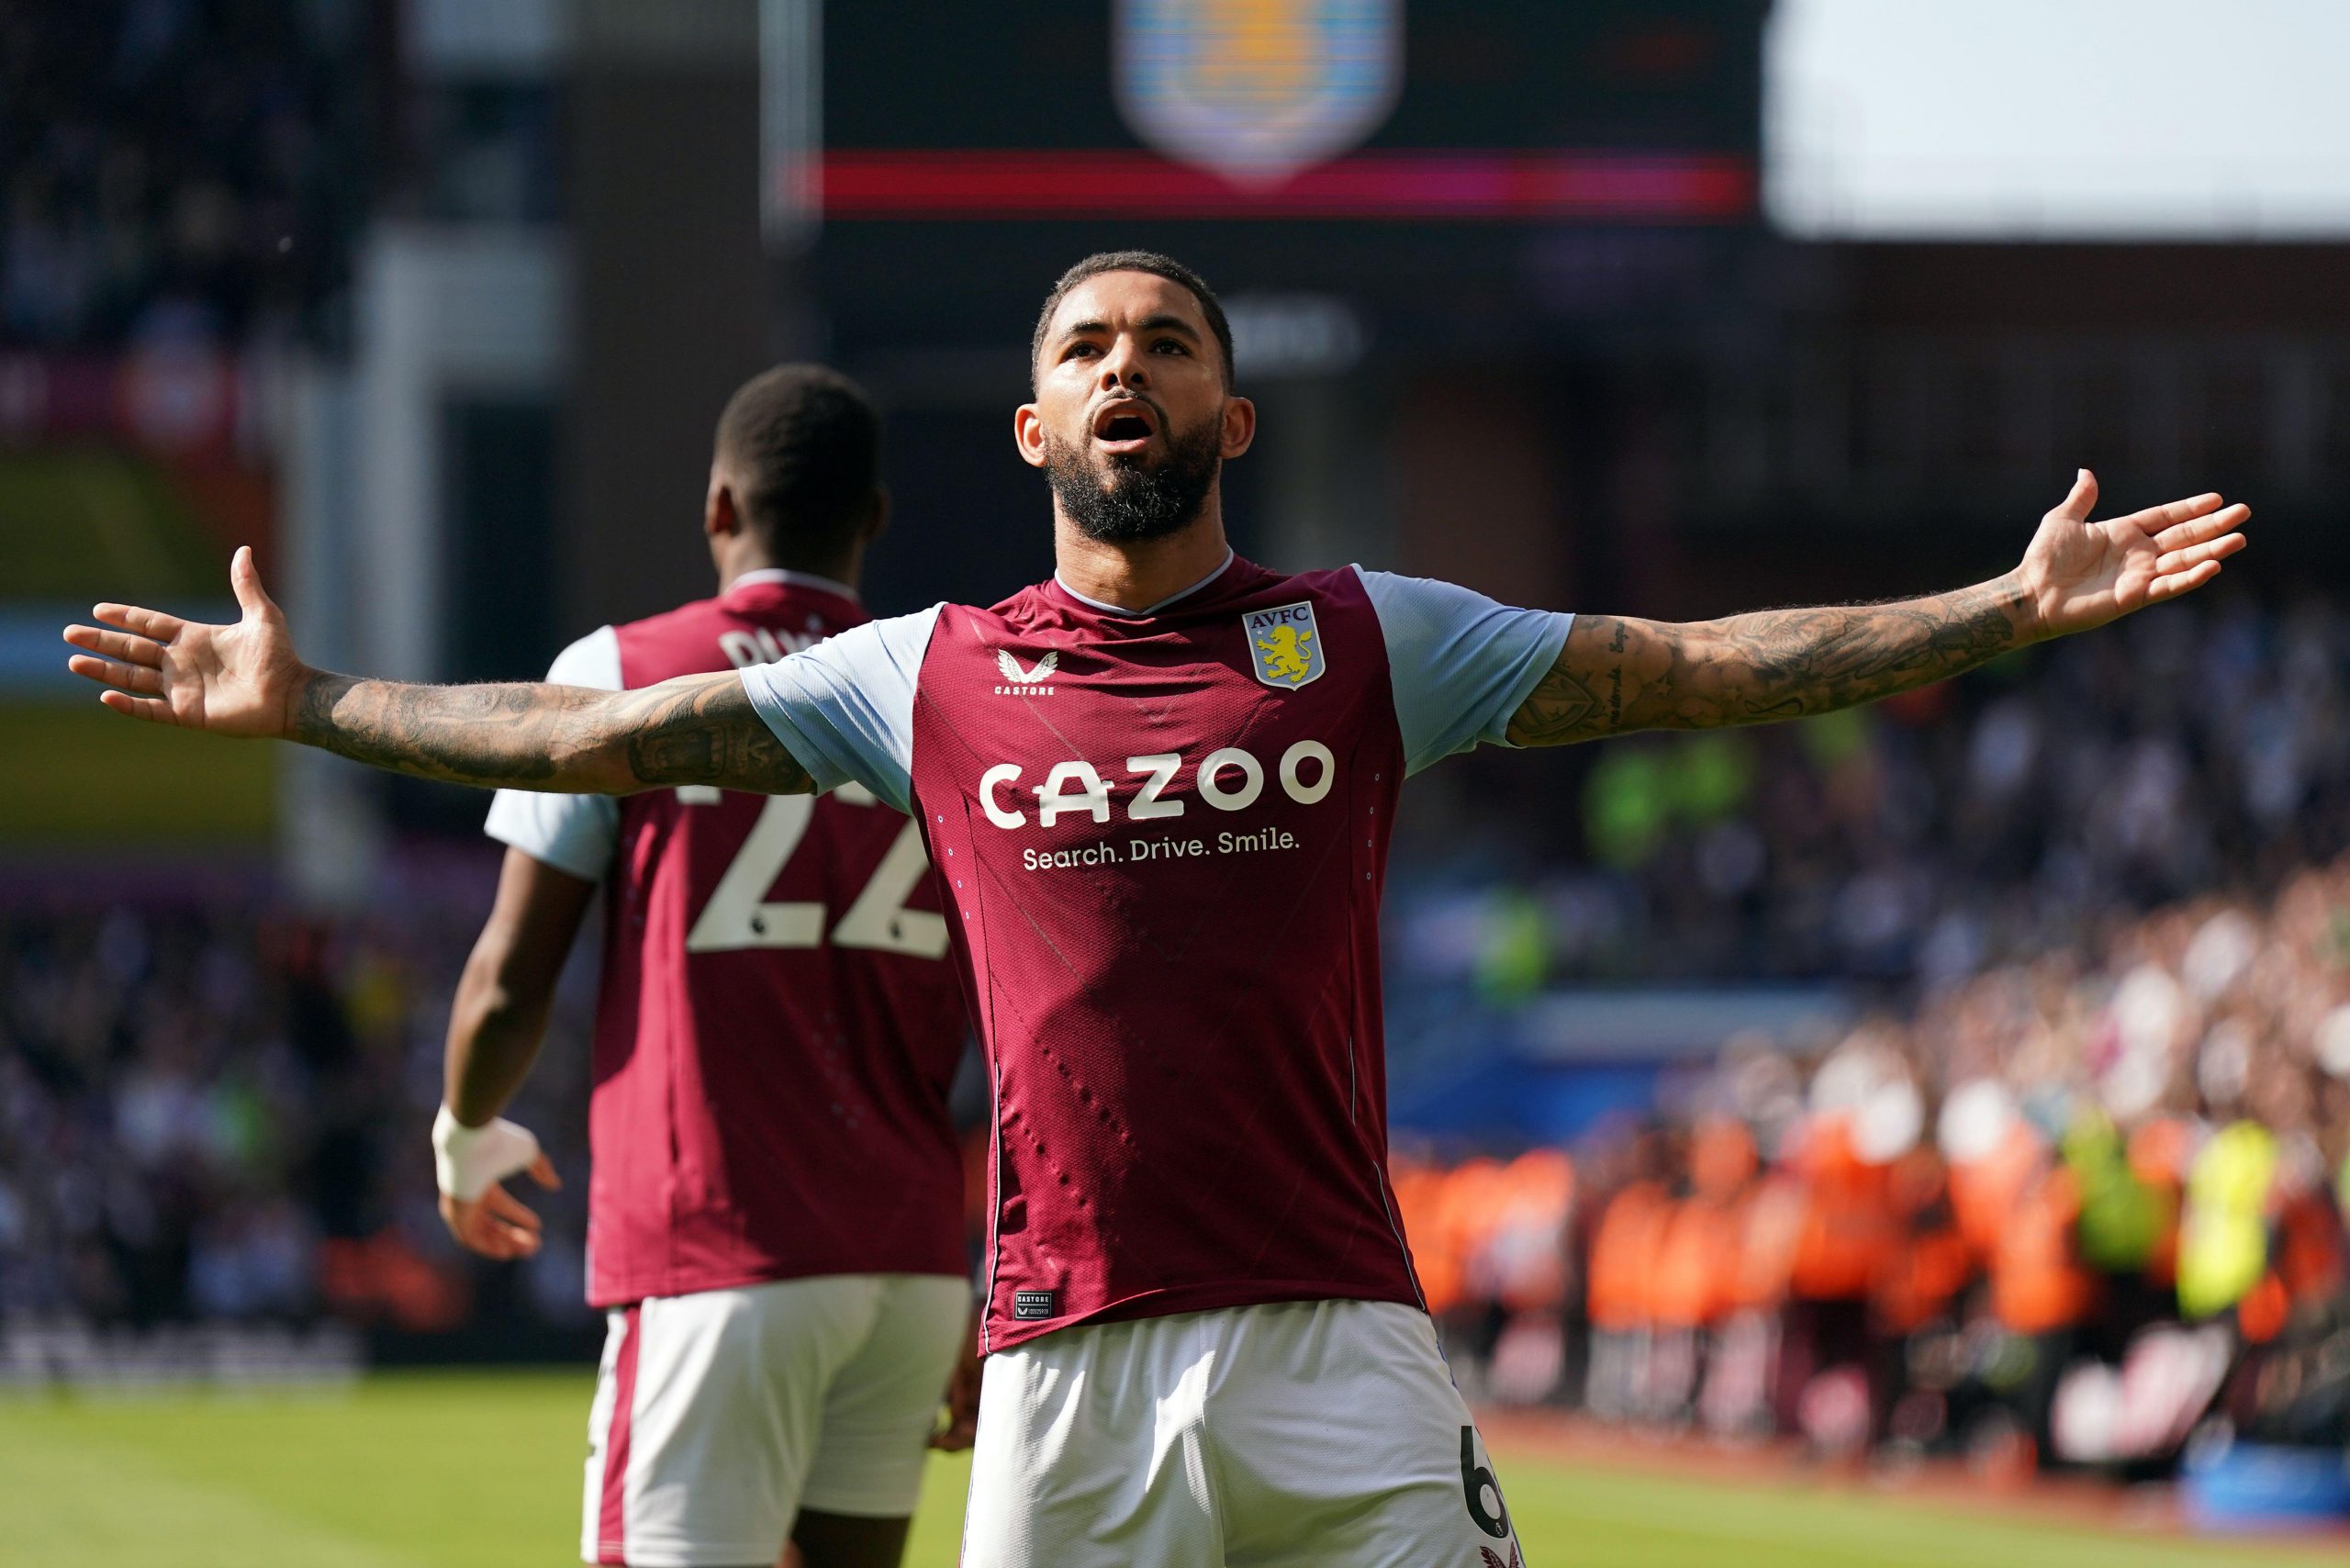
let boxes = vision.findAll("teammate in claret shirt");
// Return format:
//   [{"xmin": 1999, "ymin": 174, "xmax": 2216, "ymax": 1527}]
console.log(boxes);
[
  {"xmin": 427, "ymin": 366, "xmax": 976, "ymax": 1568},
  {"xmin": 70, "ymin": 251, "xmax": 2250, "ymax": 1567}
]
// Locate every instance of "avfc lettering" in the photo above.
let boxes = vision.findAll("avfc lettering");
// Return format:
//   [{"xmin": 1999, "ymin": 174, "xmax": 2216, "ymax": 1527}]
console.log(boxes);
[{"xmin": 979, "ymin": 740, "xmax": 1336, "ymax": 830}]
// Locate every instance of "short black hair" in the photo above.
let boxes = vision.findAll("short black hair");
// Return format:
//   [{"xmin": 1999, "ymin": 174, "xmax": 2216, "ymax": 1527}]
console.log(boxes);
[
  {"xmin": 713, "ymin": 364, "xmax": 881, "ymax": 567},
  {"xmin": 1031, "ymin": 250, "xmax": 1235, "ymax": 392}
]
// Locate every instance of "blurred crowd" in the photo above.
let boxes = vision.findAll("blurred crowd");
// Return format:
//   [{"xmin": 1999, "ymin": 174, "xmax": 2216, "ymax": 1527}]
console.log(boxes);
[
  {"xmin": 8, "ymin": 592, "xmax": 2350, "ymax": 1432},
  {"xmin": 1393, "ymin": 594, "xmax": 2350, "ymax": 999},
  {"xmin": 0, "ymin": 0, "xmax": 369, "ymax": 352},
  {"xmin": 1403, "ymin": 855, "xmax": 2350, "ymax": 1469},
  {"xmin": 0, "ymin": 884, "xmax": 595, "ymax": 1345}
]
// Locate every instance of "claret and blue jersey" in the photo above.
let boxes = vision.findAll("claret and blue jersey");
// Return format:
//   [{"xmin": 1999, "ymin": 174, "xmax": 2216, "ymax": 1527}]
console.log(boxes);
[
  {"xmin": 486, "ymin": 570, "xmax": 971, "ymax": 1311},
  {"xmin": 744, "ymin": 554, "xmax": 1570, "ymax": 1351}
]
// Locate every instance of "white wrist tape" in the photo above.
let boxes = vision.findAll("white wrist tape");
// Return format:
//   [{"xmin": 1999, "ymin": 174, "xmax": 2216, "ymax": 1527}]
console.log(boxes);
[{"xmin": 432, "ymin": 1104, "xmax": 543, "ymax": 1202}]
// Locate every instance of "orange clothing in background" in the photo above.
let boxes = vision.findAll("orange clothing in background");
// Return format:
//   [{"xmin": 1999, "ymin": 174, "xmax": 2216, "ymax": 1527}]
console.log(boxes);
[
  {"xmin": 1438, "ymin": 1157, "xmax": 1512, "ymax": 1302},
  {"xmin": 1588, "ymin": 1180, "xmax": 1672, "ymax": 1331},
  {"xmin": 1990, "ymin": 1163, "xmax": 2096, "ymax": 1334},
  {"xmin": 1729, "ymin": 1171, "xmax": 1807, "ymax": 1313},
  {"xmin": 1645, "ymin": 1118, "xmax": 1762, "ymax": 1327},
  {"xmin": 2239, "ymin": 1273, "xmax": 2290, "ymax": 1344},
  {"xmin": 1491, "ymin": 1148, "xmax": 1575, "ymax": 1313},
  {"xmin": 1790, "ymin": 1117, "xmax": 1899, "ymax": 1303},
  {"xmin": 1690, "ymin": 1118, "xmax": 1759, "ymax": 1203},
  {"xmin": 1875, "ymin": 1226, "xmax": 1973, "ymax": 1335},
  {"xmin": 2275, "ymin": 1186, "xmax": 2347, "ymax": 1310},
  {"xmin": 1873, "ymin": 1151, "xmax": 1973, "ymax": 1335},
  {"xmin": 1397, "ymin": 1156, "xmax": 1516, "ymax": 1316},
  {"xmin": 1652, "ymin": 1195, "xmax": 1741, "ymax": 1328},
  {"xmin": 1951, "ymin": 1120, "xmax": 2045, "ymax": 1263},
  {"xmin": 1390, "ymin": 1159, "xmax": 1450, "ymax": 1312}
]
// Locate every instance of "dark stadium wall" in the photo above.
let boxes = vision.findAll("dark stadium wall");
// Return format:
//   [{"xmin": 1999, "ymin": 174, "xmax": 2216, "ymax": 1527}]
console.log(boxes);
[
  {"xmin": 1669, "ymin": 239, "xmax": 2350, "ymax": 603},
  {"xmin": 565, "ymin": 1, "xmax": 773, "ymax": 634},
  {"xmin": 1392, "ymin": 368, "xmax": 1575, "ymax": 611}
]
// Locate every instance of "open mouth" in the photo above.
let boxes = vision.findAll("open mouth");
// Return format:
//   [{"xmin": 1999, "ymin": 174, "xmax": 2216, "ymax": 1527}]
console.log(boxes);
[{"xmin": 1091, "ymin": 399, "xmax": 1158, "ymax": 451}]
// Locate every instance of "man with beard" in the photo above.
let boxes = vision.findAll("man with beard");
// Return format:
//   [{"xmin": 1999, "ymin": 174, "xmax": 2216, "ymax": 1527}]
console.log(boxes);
[{"xmin": 68, "ymin": 251, "xmax": 2247, "ymax": 1565}]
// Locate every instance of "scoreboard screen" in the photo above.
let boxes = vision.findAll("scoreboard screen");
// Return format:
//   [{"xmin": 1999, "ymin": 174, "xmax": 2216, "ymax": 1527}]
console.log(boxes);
[{"xmin": 803, "ymin": 2, "xmax": 1766, "ymax": 354}]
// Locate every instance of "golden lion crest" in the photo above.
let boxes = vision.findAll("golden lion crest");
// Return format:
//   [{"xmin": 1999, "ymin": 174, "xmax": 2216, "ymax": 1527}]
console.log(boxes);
[
  {"xmin": 1243, "ymin": 601, "xmax": 1326, "ymax": 688},
  {"xmin": 1254, "ymin": 624, "xmax": 1315, "ymax": 683}
]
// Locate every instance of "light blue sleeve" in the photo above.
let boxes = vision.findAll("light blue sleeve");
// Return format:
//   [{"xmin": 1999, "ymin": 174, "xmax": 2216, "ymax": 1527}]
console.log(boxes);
[
  {"xmin": 1354, "ymin": 567, "xmax": 1573, "ymax": 777},
  {"xmin": 484, "ymin": 627, "xmax": 623, "ymax": 880},
  {"xmin": 739, "ymin": 606, "xmax": 942, "ymax": 814}
]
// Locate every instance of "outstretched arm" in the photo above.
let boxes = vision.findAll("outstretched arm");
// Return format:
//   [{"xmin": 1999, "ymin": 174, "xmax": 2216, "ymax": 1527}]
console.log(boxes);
[
  {"xmin": 1506, "ymin": 578, "xmax": 2029, "ymax": 744},
  {"xmin": 62, "ymin": 548, "xmax": 813, "ymax": 795},
  {"xmin": 1507, "ymin": 472, "xmax": 2248, "ymax": 747},
  {"xmin": 286, "ymin": 666, "xmax": 812, "ymax": 793}
]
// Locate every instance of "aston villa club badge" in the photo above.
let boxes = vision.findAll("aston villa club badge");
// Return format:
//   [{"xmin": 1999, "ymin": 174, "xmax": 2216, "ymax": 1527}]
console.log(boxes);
[
  {"xmin": 1114, "ymin": 0, "xmax": 1403, "ymax": 189},
  {"xmin": 1245, "ymin": 601, "xmax": 1326, "ymax": 689}
]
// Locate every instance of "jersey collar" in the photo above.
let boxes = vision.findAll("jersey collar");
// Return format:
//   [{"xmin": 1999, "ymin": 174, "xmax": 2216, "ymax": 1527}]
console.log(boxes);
[
  {"xmin": 1052, "ymin": 549, "xmax": 1236, "ymax": 619},
  {"xmin": 723, "ymin": 566, "xmax": 859, "ymax": 604}
]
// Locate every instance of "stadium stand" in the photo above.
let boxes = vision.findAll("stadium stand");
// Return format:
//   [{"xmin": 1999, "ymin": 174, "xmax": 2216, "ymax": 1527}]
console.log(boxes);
[
  {"xmin": 1399, "ymin": 844, "xmax": 2350, "ymax": 1470},
  {"xmin": 5, "ymin": 0, "xmax": 2344, "ymax": 1486},
  {"xmin": 10, "ymin": 599, "xmax": 2348, "ymax": 1450},
  {"xmin": 0, "ymin": 879, "xmax": 595, "ymax": 1345},
  {"xmin": 1389, "ymin": 594, "xmax": 2350, "ymax": 994},
  {"xmin": 0, "ymin": 0, "xmax": 372, "ymax": 353}
]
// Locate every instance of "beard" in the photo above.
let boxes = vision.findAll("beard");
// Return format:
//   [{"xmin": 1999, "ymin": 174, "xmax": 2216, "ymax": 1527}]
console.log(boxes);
[{"xmin": 1043, "ymin": 412, "xmax": 1222, "ymax": 544}]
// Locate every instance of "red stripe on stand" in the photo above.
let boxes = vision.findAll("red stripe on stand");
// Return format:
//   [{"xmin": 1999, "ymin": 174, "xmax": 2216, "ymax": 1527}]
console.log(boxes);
[{"xmin": 816, "ymin": 149, "xmax": 1754, "ymax": 222}]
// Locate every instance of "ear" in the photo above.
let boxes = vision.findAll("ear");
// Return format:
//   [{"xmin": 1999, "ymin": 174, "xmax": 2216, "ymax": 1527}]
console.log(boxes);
[
  {"xmin": 1218, "ymin": 395, "xmax": 1257, "ymax": 461},
  {"xmin": 863, "ymin": 486, "xmax": 891, "ymax": 543},
  {"xmin": 1013, "ymin": 403, "xmax": 1048, "ymax": 470},
  {"xmin": 704, "ymin": 468, "xmax": 739, "ymax": 539}
]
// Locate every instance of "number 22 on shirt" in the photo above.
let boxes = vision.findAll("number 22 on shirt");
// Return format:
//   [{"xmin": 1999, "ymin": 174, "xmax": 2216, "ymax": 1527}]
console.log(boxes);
[{"xmin": 682, "ymin": 784, "xmax": 949, "ymax": 958}]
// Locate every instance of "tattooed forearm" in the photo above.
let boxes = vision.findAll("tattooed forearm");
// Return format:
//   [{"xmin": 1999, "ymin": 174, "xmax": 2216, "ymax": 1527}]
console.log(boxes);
[
  {"xmin": 289, "ymin": 670, "xmax": 813, "ymax": 794},
  {"xmin": 621, "ymin": 676, "xmax": 813, "ymax": 792},
  {"xmin": 1506, "ymin": 575, "xmax": 2031, "ymax": 747},
  {"xmin": 293, "ymin": 674, "xmax": 577, "ymax": 785}
]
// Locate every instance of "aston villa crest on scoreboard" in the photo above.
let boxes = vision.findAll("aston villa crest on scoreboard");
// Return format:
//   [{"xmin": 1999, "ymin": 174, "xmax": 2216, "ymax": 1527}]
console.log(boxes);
[
  {"xmin": 1245, "ymin": 601, "xmax": 1326, "ymax": 688},
  {"xmin": 1114, "ymin": 0, "xmax": 1404, "ymax": 188}
]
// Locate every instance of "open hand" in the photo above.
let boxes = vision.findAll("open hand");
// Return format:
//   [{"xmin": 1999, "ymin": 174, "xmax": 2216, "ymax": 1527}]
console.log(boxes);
[
  {"xmin": 440, "ymin": 1152, "xmax": 562, "ymax": 1262},
  {"xmin": 62, "ymin": 546, "xmax": 308, "ymax": 736},
  {"xmin": 2015, "ymin": 471, "xmax": 2248, "ymax": 640}
]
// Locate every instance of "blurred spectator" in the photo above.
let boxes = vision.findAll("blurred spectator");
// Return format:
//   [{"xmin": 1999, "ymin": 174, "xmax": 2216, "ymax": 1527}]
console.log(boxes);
[
  {"xmin": 1390, "ymin": 596, "xmax": 2350, "ymax": 1002},
  {"xmin": 1401, "ymin": 848, "xmax": 2350, "ymax": 1470},
  {"xmin": 0, "ymin": 889, "xmax": 595, "ymax": 1338},
  {"xmin": 0, "ymin": 0, "xmax": 373, "ymax": 352}
]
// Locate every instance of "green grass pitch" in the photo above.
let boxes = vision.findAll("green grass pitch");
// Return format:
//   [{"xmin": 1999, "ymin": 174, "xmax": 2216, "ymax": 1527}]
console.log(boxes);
[{"xmin": 0, "ymin": 1370, "xmax": 2325, "ymax": 1566}]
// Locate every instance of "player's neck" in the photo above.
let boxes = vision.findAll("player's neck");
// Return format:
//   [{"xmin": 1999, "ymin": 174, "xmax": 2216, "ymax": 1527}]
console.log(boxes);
[
  {"xmin": 1051, "ymin": 508, "xmax": 1232, "ymax": 613},
  {"xmin": 715, "ymin": 544, "xmax": 860, "ymax": 598}
]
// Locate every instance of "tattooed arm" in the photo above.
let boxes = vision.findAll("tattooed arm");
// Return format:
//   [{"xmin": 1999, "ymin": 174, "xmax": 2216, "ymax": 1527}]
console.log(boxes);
[
  {"xmin": 1507, "ymin": 472, "xmax": 2250, "ymax": 748},
  {"xmin": 1507, "ymin": 579, "xmax": 2026, "ymax": 745},
  {"xmin": 290, "ymin": 669, "xmax": 812, "ymax": 793},
  {"xmin": 63, "ymin": 547, "xmax": 813, "ymax": 794}
]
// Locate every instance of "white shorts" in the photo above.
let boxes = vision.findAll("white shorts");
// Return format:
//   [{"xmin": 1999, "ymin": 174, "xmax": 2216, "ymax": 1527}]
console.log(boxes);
[
  {"xmin": 583, "ymin": 1273, "xmax": 969, "ymax": 1568},
  {"xmin": 961, "ymin": 1299, "xmax": 1528, "ymax": 1568}
]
